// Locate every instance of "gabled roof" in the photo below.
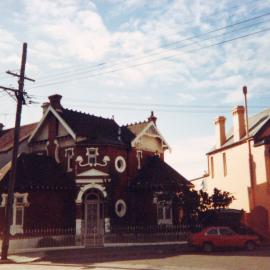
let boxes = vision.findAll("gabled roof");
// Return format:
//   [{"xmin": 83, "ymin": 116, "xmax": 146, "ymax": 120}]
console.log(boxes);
[
  {"xmin": 59, "ymin": 108, "xmax": 134, "ymax": 145},
  {"xmin": 209, "ymin": 108, "xmax": 270, "ymax": 153},
  {"xmin": 127, "ymin": 121, "xmax": 149, "ymax": 136},
  {"xmin": 0, "ymin": 123, "xmax": 37, "ymax": 153},
  {"xmin": 127, "ymin": 121, "xmax": 171, "ymax": 151},
  {"xmin": 28, "ymin": 106, "xmax": 135, "ymax": 145},
  {"xmin": 131, "ymin": 156, "xmax": 192, "ymax": 191}
]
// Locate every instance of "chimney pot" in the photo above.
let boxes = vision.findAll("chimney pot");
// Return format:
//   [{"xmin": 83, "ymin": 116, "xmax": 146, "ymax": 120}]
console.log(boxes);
[{"xmin": 48, "ymin": 94, "xmax": 63, "ymax": 112}]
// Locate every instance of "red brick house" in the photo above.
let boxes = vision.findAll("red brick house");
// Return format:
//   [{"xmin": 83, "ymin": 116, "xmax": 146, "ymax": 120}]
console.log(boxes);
[{"xmin": 0, "ymin": 94, "xmax": 191, "ymax": 241}]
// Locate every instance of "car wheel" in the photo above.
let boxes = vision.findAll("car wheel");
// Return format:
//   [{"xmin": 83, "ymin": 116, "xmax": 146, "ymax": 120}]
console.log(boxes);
[
  {"xmin": 245, "ymin": 241, "xmax": 256, "ymax": 251},
  {"xmin": 203, "ymin": 242, "xmax": 214, "ymax": 252}
]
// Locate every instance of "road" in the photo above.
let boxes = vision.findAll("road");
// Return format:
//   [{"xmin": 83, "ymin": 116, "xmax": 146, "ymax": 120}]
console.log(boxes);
[{"xmin": 0, "ymin": 245, "xmax": 269, "ymax": 270}]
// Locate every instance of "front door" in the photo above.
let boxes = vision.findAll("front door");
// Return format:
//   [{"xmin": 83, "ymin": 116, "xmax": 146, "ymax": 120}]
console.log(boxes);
[{"xmin": 84, "ymin": 190, "xmax": 104, "ymax": 247}]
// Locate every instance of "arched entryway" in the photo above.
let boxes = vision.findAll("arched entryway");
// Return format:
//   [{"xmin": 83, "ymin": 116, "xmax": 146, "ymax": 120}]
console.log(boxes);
[{"xmin": 83, "ymin": 189, "xmax": 105, "ymax": 246}]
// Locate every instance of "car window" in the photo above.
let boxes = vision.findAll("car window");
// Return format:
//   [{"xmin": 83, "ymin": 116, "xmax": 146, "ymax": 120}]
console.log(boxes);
[
  {"xmin": 206, "ymin": 228, "xmax": 218, "ymax": 235},
  {"xmin": 219, "ymin": 228, "xmax": 235, "ymax": 235}
]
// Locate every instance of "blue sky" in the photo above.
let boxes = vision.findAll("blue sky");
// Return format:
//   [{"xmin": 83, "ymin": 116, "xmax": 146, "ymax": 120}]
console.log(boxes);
[{"xmin": 1, "ymin": 0, "xmax": 270, "ymax": 178}]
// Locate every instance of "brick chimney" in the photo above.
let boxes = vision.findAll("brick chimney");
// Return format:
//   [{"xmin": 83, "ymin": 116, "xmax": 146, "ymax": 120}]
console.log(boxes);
[
  {"xmin": 48, "ymin": 94, "xmax": 63, "ymax": 112},
  {"xmin": 215, "ymin": 116, "xmax": 226, "ymax": 148},
  {"xmin": 232, "ymin": 105, "xmax": 246, "ymax": 141},
  {"xmin": 148, "ymin": 111, "xmax": 157, "ymax": 125}
]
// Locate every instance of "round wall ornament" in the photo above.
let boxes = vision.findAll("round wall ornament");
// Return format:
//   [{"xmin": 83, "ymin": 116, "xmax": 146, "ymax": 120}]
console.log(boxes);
[
  {"xmin": 115, "ymin": 199, "xmax": 127, "ymax": 217},
  {"xmin": 115, "ymin": 156, "xmax": 126, "ymax": 173}
]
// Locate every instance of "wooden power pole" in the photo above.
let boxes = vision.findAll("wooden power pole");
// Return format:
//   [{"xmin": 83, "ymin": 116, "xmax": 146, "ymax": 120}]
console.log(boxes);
[{"xmin": 1, "ymin": 42, "xmax": 33, "ymax": 260}]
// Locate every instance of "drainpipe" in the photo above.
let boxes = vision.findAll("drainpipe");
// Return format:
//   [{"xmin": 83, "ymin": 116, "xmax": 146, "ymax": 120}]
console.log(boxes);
[{"xmin": 243, "ymin": 86, "xmax": 256, "ymax": 210}]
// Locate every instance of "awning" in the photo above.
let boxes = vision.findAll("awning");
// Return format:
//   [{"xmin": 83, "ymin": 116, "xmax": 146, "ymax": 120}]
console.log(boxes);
[{"xmin": 0, "ymin": 161, "xmax": 11, "ymax": 182}]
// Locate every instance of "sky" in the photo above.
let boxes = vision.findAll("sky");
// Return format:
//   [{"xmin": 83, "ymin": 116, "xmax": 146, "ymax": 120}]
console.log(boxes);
[{"xmin": 1, "ymin": 0, "xmax": 270, "ymax": 179}]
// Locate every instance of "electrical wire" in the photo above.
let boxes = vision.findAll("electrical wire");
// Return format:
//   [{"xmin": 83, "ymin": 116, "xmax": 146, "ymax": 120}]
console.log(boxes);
[
  {"xmin": 30, "ymin": 25, "xmax": 270, "ymax": 89},
  {"xmin": 35, "ymin": 0, "xmax": 263, "ymax": 81},
  {"xmin": 35, "ymin": 19, "xmax": 270, "ymax": 85}
]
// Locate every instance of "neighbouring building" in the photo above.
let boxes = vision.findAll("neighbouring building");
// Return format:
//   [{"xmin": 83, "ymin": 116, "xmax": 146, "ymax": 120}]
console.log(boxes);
[
  {"xmin": 196, "ymin": 105, "xmax": 270, "ymax": 237},
  {"xmin": 0, "ymin": 94, "xmax": 191, "ymax": 243}
]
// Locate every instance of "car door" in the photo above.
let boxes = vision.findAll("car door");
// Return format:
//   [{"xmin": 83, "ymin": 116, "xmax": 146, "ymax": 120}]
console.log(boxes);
[
  {"xmin": 205, "ymin": 228, "xmax": 220, "ymax": 247},
  {"xmin": 219, "ymin": 227, "xmax": 237, "ymax": 247}
]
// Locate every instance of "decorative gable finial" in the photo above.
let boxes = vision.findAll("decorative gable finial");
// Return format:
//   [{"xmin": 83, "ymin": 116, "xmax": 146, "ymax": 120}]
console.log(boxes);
[{"xmin": 148, "ymin": 111, "xmax": 157, "ymax": 125}]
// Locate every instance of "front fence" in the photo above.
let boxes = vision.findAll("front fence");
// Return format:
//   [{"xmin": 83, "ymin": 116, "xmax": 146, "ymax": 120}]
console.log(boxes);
[
  {"xmin": 0, "ymin": 224, "xmax": 202, "ymax": 253},
  {"xmin": 0, "ymin": 228, "xmax": 77, "ymax": 253},
  {"xmin": 106, "ymin": 224, "xmax": 202, "ymax": 243}
]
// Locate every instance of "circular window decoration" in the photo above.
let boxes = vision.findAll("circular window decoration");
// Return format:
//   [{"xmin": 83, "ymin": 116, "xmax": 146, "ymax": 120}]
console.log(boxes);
[
  {"xmin": 115, "ymin": 156, "xmax": 126, "ymax": 173},
  {"xmin": 115, "ymin": 199, "xmax": 127, "ymax": 217}
]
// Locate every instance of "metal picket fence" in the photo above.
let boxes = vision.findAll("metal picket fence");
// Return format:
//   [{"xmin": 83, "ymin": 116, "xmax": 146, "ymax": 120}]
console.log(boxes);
[{"xmin": 105, "ymin": 224, "xmax": 202, "ymax": 243}]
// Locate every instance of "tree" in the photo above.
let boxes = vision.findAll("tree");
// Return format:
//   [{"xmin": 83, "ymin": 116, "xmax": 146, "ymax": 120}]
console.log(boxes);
[
  {"xmin": 210, "ymin": 188, "xmax": 235, "ymax": 210},
  {"xmin": 176, "ymin": 186, "xmax": 235, "ymax": 224}
]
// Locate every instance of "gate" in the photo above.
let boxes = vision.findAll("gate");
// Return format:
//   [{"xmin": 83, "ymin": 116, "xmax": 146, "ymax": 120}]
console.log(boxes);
[{"xmin": 84, "ymin": 190, "xmax": 104, "ymax": 247}]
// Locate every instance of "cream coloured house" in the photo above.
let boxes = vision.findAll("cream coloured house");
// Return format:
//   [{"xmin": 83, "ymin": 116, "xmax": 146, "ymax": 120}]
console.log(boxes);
[{"xmin": 198, "ymin": 106, "xmax": 270, "ymax": 237}]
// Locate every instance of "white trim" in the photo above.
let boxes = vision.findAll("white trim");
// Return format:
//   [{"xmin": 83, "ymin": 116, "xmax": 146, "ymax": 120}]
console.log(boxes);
[
  {"xmin": 131, "ymin": 122, "xmax": 171, "ymax": 152},
  {"xmin": 54, "ymin": 139, "xmax": 60, "ymax": 163},
  {"xmin": 76, "ymin": 179, "xmax": 111, "ymax": 184},
  {"xmin": 115, "ymin": 156, "xmax": 126, "ymax": 173},
  {"xmin": 136, "ymin": 150, "xmax": 143, "ymax": 169},
  {"xmin": 115, "ymin": 199, "xmax": 127, "ymax": 218},
  {"xmin": 76, "ymin": 168, "xmax": 109, "ymax": 177},
  {"xmin": 76, "ymin": 183, "xmax": 107, "ymax": 203},
  {"xmin": 65, "ymin": 147, "xmax": 75, "ymax": 172},
  {"xmin": 76, "ymin": 219, "xmax": 82, "ymax": 236},
  {"xmin": 0, "ymin": 194, "xmax": 7, "ymax": 207},
  {"xmin": 28, "ymin": 106, "xmax": 77, "ymax": 143}
]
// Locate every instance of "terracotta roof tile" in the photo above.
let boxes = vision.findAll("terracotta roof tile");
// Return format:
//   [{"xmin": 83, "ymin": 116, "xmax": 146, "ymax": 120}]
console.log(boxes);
[{"xmin": 0, "ymin": 123, "xmax": 37, "ymax": 152}]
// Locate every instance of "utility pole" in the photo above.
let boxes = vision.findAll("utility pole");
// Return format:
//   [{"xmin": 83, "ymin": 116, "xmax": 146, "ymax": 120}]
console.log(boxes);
[
  {"xmin": 1, "ymin": 42, "xmax": 34, "ymax": 260},
  {"xmin": 243, "ymin": 86, "xmax": 255, "ymax": 209}
]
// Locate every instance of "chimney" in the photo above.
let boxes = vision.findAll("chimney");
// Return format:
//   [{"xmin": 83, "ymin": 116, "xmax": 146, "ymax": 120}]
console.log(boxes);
[
  {"xmin": 148, "ymin": 111, "xmax": 157, "ymax": 125},
  {"xmin": 232, "ymin": 105, "xmax": 246, "ymax": 141},
  {"xmin": 48, "ymin": 94, "xmax": 63, "ymax": 112},
  {"xmin": 41, "ymin": 102, "xmax": 50, "ymax": 114},
  {"xmin": 215, "ymin": 116, "xmax": 226, "ymax": 148}
]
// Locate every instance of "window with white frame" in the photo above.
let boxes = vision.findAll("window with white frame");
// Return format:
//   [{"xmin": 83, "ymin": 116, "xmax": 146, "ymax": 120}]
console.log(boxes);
[
  {"xmin": 1, "ymin": 193, "xmax": 29, "ymax": 235},
  {"xmin": 86, "ymin": 147, "xmax": 99, "ymax": 166},
  {"xmin": 157, "ymin": 201, "xmax": 172, "ymax": 225}
]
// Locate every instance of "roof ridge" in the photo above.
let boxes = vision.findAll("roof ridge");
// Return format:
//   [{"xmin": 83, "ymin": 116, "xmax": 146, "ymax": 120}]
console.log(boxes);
[
  {"xmin": 125, "ymin": 120, "xmax": 149, "ymax": 127},
  {"xmin": 63, "ymin": 108, "xmax": 113, "ymax": 121}
]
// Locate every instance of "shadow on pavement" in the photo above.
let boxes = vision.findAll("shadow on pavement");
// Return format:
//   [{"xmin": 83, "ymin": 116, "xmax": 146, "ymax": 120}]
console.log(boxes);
[{"xmin": 30, "ymin": 244, "xmax": 270, "ymax": 265}]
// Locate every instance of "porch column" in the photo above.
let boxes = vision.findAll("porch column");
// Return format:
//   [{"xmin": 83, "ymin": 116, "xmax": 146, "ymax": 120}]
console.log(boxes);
[{"xmin": 76, "ymin": 203, "xmax": 83, "ymax": 236}]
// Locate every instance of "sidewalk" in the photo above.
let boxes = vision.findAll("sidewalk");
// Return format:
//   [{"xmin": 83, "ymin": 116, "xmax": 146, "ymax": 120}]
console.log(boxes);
[{"xmin": 1, "ymin": 242, "xmax": 190, "ymax": 264}]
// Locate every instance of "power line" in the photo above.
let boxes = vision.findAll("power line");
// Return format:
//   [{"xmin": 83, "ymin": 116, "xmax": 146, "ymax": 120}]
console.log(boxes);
[
  {"xmin": 36, "ymin": 17, "xmax": 269, "ymax": 85},
  {"xmin": 35, "ymin": 4, "xmax": 269, "ymax": 82},
  {"xmin": 33, "ymin": 11, "xmax": 270, "ymax": 87},
  {"xmin": 31, "ymin": 94, "xmax": 269, "ymax": 110},
  {"xmin": 30, "ymin": 25, "xmax": 270, "ymax": 89}
]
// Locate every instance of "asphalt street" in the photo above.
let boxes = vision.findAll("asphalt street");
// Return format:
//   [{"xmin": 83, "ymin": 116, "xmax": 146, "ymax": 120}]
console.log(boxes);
[{"xmin": 0, "ymin": 244, "xmax": 269, "ymax": 270}]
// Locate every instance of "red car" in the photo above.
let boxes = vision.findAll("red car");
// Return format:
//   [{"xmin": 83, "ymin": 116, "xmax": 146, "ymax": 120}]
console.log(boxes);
[{"xmin": 188, "ymin": 226, "xmax": 260, "ymax": 252}]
